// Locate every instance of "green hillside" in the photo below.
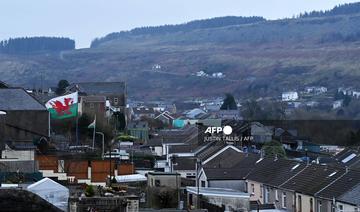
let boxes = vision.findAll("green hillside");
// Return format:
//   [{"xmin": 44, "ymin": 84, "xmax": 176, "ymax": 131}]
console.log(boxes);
[{"xmin": 1, "ymin": 3, "xmax": 360, "ymax": 100}]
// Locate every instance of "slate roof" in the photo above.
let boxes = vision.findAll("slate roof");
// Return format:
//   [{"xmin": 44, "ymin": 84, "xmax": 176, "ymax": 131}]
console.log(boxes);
[
  {"xmin": 204, "ymin": 147, "xmax": 252, "ymax": 168},
  {"xmin": 196, "ymin": 141, "xmax": 227, "ymax": 161},
  {"xmin": 71, "ymin": 82, "xmax": 126, "ymax": 95},
  {"xmin": 334, "ymin": 148, "xmax": 360, "ymax": 167},
  {"xmin": 316, "ymin": 169, "xmax": 360, "ymax": 201},
  {"xmin": 247, "ymin": 157, "xmax": 306, "ymax": 187},
  {"xmin": 337, "ymin": 183, "xmax": 360, "ymax": 205},
  {"xmin": 81, "ymin": 95, "xmax": 106, "ymax": 102},
  {"xmin": 281, "ymin": 164, "xmax": 346, "ymax": 195},
  {"xmin": 204, "ymin": 167, "xmax": 254, "ymax": 180},
  {"xmin": 6, "ymin": 140, "xmax": 37, "ymax": 150},
  {"xmin": 0, "ymin": 89, "xmax": 46, "ymax": 111},
  {"xmin": 203, "ymin": 152, "xmax": 260, "ymax": 180},
  {"xmin": 133, "ymin": 107, "xmax": 155, "ymax": 115},
  {"xmin": 173, "ymin": 157, "xmax": 196, "ymax": 171}
]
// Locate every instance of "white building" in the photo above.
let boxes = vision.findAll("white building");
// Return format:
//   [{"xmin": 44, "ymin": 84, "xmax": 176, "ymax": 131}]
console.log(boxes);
[
  {"xmin": 353, "ymin": 91, "xmax": 360, "ymax": 99},
  {"xmin": 282, "ymin": 91, "xmax": 299, "ymax": 102},
  {"xmin": 211, "ymin": 72, "xmax": 225, "ymax": 78},
  {"xmin": 27, "ymin": 178, "xmax": 69, "ymax": 211},
  {"xmin": 195, "ymin": 71, "xmax": 209, "ymax": 77},
  {"xmin": 333, "ymin": 100, "xmax": 343, "ymax": 110},
  {"xmin": 305, "ymin": 86, "xmax": 327, "ymax": 95}
]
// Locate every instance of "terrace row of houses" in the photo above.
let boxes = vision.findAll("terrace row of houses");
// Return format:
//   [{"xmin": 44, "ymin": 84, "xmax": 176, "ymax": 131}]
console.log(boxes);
[{"xmin": 195, "ymin": 147, "xmax": 360, "ymax": 212}]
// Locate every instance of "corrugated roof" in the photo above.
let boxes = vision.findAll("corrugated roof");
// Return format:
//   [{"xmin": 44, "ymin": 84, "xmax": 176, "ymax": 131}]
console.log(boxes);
[
  {"xmin": 115, "ymin": 174, "xmax": 147, "ymax": 183},
  {"xmin": 0, "ymin": 89, "xmax": 46, "ymax": 111}
]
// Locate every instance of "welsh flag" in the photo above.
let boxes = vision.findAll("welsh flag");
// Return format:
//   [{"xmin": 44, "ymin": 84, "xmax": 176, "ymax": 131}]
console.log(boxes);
[{"xmin": 45, "ymin": 92, "xmax": 78, "ymax": 119}]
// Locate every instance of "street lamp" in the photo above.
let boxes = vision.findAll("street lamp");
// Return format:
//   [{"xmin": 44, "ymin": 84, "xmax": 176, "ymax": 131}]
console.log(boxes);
[
  {"xmin": 196, "ymin": 158, "xmax": 202, "ymax": 209},
  {"xmin": 96, "ymin": 132, "xmax": 105, "ymax": 159}
]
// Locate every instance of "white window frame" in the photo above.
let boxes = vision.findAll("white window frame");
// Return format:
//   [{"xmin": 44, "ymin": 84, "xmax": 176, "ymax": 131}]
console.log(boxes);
[
  {"xmin": 282, "ymin": 192, "xmax": 287, "ymax": 209},
  {"xmin": 338, "ymin": 204, "xmax": 344, "ymax": 212},
  {"xmin": 265, "ymin": 187, "xmax": 270, "ymax": 203}
]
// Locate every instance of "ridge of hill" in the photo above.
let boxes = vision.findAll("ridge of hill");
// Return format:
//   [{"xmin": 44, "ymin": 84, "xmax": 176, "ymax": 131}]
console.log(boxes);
[{"xmin": 1, "ymin": 3, "xmax": 360, "ymax": 100}]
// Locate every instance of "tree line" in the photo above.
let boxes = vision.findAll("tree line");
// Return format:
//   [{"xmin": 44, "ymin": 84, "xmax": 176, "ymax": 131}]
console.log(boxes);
[
  {"xmin": 91, "ymin": 16, "xmax": 265, "ymax": 47},
  {"xmin": 299, "ymin": 2, "xmax": 360, "ymax": 18},
  {"xmin": 0, "ymin": 37, "xmax": 75, "ymax": 54}
]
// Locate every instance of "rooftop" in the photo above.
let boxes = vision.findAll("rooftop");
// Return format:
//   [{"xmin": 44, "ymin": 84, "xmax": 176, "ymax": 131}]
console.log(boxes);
[
  {"xmin": 281, "ymin": 164, "xmax": 346, "ymax": 196},
  {"xmin": 186, "ymin": 186, "xmax": 249, "ymax": 198},
  {"xmin": 70, "ymin": 82, "xmax": 126, "ymax": 95},
  {"xmin": 0, "ymin": 89, "xmax": 46, "ymax": 111}
]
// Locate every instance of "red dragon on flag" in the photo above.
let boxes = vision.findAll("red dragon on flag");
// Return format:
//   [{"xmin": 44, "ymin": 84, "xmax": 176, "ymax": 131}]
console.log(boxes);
[
  {"xmin": 50, "ymin": 98, "xmax": 74, "ymax": 116},
  {"xmin": 46, "ymin": 92, "xmax": 78, "ymax": 119}
]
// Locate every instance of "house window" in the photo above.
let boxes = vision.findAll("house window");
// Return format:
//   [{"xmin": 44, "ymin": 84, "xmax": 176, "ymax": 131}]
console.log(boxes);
[
  {"xmin": 201, "ymin": 181, "xmax": 206, "ymax": 187},
  {"xmin": 155, "ymin": 180, "xmax": 160, "ymax": 187},
  {"xmin": 114, "ymin": 98, "xmax": 118, "ymax": 105},
  {"xmin": 297, "ymin": 195, "xmax": 302, "ymax": 212},
  {"xmin": 265, "ymin": 188, "xmax": 270, "ymax": 203},
  {"xmin": 355, "ymin": 207, "xmax": 358, "ymax": 212},
  {"xmin": 338, "ymin": 205, "xmax": 343, "ymax": 212},
  {"xmin": 310, "ymin": 198, "xmax": 313, "ymax": 212},
  {"xmin": 282, "ymin": 192, "xmax": 287, "ymax": 208},
  {"xmin": 251, "ymin": 184, "xmax": 255, "ymax": 193},
  {"xmin": 275, "ymin": 190, "xmax": 279, "ymax": 201},
  {"xmin": 260, "ymin": 185, "xmax": 263, "ymax": 198},
  {"xmin": 318, "ymin": 201, "xmax": 322, "ymax": 212}
]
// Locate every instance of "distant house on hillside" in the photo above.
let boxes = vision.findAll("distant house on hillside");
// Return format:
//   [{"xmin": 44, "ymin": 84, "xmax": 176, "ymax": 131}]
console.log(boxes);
[
  {"xmin": 333, "ymin": 100, "xmax": 343, "ymax": 110},
  {"xmin": 353, "ymin": 90, "xmax": 360, "ymax": 98},
  {"xmin": 0, "ymin": 81, "xmax": 9, "ymax": 89},
  {"xmin": 304, "ymin": 86, "xmax": 327, "ymax": 95},
  {"xmin": 282, "ymin": 91, "xmax": 299, "ymax": 102}
]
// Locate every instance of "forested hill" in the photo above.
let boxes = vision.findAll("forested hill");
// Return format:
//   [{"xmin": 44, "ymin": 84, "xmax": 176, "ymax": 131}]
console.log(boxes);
[
  {"xmin": 1, "ymin": 3, "xmax": 360, "ymax": 99},
  {"xmin": 0, "ymin": 37, "xmax": 75, "ymax": 54},
  {"xmin": 300, "ymin": 2, "xmax": 360, "ymax": 18},
  {"xmin": 90, "ymin": 16, "xmax": 265, "ymax": 47},
  {"xmin": 91, "ymin": 2, "xmax": 360, "ymax": 48}
]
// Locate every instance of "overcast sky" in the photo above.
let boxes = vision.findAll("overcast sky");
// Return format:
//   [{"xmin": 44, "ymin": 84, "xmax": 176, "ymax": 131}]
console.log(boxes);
[{"xmin": 1, "ymin": 0, "xmax": 359, "ymax": 48}]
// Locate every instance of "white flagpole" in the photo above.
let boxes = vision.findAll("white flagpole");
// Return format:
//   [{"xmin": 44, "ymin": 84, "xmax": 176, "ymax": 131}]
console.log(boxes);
[
  {"xmin": 48, "ymin": 111, "xmax": 51, "ymax": 137},
  {"xmin": 92, "ymin": 115, "xmax": 96, "ymax": 149}
]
